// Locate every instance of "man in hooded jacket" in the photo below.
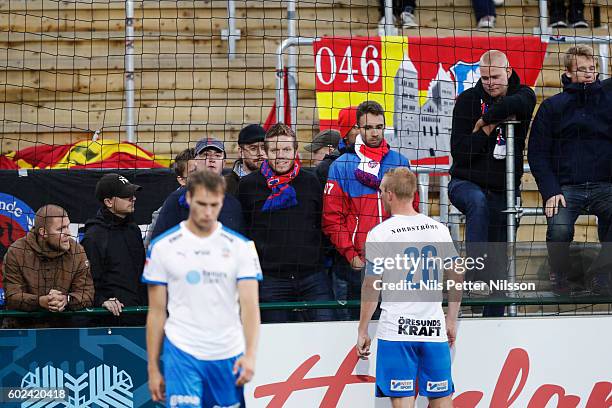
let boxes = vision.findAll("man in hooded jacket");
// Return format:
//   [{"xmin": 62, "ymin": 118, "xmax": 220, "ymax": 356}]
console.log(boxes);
[
  {"xmin": 529, "ymin": 45, "xmax": 612, "ymax": 296},
  {"xmin": 82, "ymin": 173, "xmax": 147, "ymax": 325}
]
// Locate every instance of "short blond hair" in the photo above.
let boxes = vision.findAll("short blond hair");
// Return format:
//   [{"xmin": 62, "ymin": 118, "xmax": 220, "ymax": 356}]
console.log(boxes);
[
  {"xmin": 381, "ymin": 167, "xmax": 417, "ymax": 200},
  {"xmin": 479, "ymin": 50, "xmax": 510, "ymax": 69},
  {"xmin": 564, "ymin": 45, "xmax": 595, "ymax": 71}
]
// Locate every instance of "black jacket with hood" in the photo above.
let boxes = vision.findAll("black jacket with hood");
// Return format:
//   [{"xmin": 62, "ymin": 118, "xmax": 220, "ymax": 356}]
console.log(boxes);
[
  {"xmin": 528, "ymin": 75, "xmax": 612, "ymax": 202},
  {"xmin": 450, "ymin": 70, "xmax": 537, "ymax": 191},
  {"xmin": 81, "ymin": 208, "xmax": 147, "ymax": 307}
]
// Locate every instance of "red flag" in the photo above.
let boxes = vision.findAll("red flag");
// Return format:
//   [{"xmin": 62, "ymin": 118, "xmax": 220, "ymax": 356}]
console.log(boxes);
[{"xmin": 263, "ymin": 68, "xmax": 291, "ymax": 130}]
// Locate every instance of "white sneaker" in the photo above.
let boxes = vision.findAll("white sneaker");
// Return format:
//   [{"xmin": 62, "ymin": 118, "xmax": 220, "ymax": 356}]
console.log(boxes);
[
  {"xmin": 378, "ymin": 15, "xmax": 397, "ymax": 36},
  {"xmin": 400, "ymin": 11, "xmax": 418, "ymax": 28},
  {"xmin": 493, "ymin": 0, "xmax": 504, "ymax": 6},
  {"xmin": 477, "ymin": 15, "xmax": 496, "ymax": 29}
]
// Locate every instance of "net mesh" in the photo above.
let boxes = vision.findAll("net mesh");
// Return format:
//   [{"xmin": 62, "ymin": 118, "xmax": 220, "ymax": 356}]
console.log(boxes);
[{"xmin": 1, "ymin": 0, "xmax": 612, "ymax": 317}]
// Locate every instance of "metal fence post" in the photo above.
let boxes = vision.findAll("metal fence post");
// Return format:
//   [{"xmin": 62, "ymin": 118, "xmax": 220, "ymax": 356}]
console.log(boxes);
[
  {"xmin": 287, "ymin": 0, "xmax": 298, "ymax": 132},
  {"xmin": 125, "ymin": 0, "xmax": 135, "ymax": 143},
  {"xmin": 222, "ymin": 0, "xmax": 241, "ymax": 60},
  {"xmin": 504, "ymin": 121, "xmax": 521, "ymax": 317}
]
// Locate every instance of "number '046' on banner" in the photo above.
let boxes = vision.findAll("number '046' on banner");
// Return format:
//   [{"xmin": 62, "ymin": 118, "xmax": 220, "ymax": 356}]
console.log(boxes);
[{"xmin": 314, "ymin": 37, "xmax": 383, "ymax": 92}]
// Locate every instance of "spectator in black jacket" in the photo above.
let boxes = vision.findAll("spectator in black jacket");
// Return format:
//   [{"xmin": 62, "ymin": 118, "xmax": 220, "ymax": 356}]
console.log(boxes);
[
  {"xmin": 313, "ymin": 107, "xmax": 359, "ymax": 319},
  {"xmin": 150, "ymin": 138, "xmax": 244, "ymax": 241},
  {"xmin": 144, "ymin": 148, "xmax": 195, "ymax": 248},
  {"xmin": 238, "ymin": 123, "xmax": 334, "ymax": 323},
  {"xmin": 226, "ymin": 124, "xmax": 267, "ymax": 196},
  {"xmin": 449, "ymin": 50, "xmax": 536, "ymax": 315},
  {"xmin": 528, "ymin": 45, "xmax": 612, "ymax": 295},
  {"xmin": 82, "ymin": 173, "xmax": 147, "ymax": 325}
]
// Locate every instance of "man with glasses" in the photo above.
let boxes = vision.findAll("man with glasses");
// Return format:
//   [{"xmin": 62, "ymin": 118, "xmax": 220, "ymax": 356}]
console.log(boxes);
[
  {"xmin": 529, "ymin": 45, "xmax": 612, "ymax": 296},
  {"xmin": 151, "ymin": 138, "xmax": 244, "ymax": 241},
  {"xmin": 226, "ymin": 124, "xmax": 267, "ymax": 196},
  {"xmin": 82, "ymin": 173, "xmax": 147, "ymax": 325},
  {"xmin": 323, "ymin": 100, "xmax": 418, "ymax": 317}
]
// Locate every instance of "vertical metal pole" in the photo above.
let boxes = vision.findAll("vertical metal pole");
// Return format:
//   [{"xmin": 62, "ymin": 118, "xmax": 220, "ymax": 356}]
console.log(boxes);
[
  {"xmin": 276, "ymin": 62, "xmax": 284, "ymax": 127},
  {"xmin": 287, "ymin": 0, "xmax": 298, "ymax": 131},
  {"xmin": 448, "ymin": 207, "xmax": 461, "ymax": 242},
  {"xmin": 505, "ymin": 121, "xmax": 520, "ymax": 317},
  {"xmin": 227, "ymin": 0, "xmax": 237, "ymax": 60},
  {"xmin": 598, "ymin": 42, "xmax": 609, "ymax": 80},
  {"xmin": 384, "ymin": 0, "xmax": 395, "ymax": 35},
  {"xmin": 417, "ymin": 173, "xmax": 429, "ymax": 216},
  {"xmin": 125, "ymin": 0, "xmax": 135, "ymax": 143},
  {"xmin": 440, "ymin": 174, "xmax": 449, "ymax": 225},
  {"xmin": 539, "ymin": 0, "xmax": 549, "ymax": 34}
]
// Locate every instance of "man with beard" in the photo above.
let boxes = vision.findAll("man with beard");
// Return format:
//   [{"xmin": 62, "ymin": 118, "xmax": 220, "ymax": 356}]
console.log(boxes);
[
  {"xmin": 226, "ymin": 124, "xmax": 266, "ymax": 196},
  {"xmin": 323, "ymin": 101, "xmax": 418, "ymax": 317},
  {"xmin": 238, "ymin": 123, "xmax": 334, "ymax": 323},
  {"xmin": 2, "ymin": 204, "xmax": 94, "ymax": 328},
  {"xmin": 82, "ymin": 173, "xmax": 147, "ymax": 325}
]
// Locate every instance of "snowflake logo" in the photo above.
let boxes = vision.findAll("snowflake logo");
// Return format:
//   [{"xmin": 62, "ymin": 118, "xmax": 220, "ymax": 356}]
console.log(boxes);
[{"xmin": 20, "ymin": 364, "xmax": 134, "ymax": 408}]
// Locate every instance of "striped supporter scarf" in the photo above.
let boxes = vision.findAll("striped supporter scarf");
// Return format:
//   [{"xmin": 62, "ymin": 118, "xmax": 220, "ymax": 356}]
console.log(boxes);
[
  {"xmin": 260, "ymin": 159, "xmax": 301, "ymax": 211},
  {"xmin": 354, "ymin": 134, "xmax": 390, "ymax": 189}
]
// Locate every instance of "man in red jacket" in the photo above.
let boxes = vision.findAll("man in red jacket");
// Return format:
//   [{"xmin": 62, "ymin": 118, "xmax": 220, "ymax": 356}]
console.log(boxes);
[{"xmin": 322, "ymin": 101, "xmax": 418, "ymax": 316}]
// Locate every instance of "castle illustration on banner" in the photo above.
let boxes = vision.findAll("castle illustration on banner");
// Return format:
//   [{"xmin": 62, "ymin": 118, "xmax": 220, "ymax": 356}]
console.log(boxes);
[{"xmin": 390, "ymin": 53, "xmax": 481, "ymax": 163}]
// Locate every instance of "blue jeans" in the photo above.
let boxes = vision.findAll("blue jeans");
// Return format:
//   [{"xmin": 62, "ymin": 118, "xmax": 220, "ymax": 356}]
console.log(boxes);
[
  {"xmin": 331, "ymin": 256, "xmax": 362, "ymax": 320},
  {"xmin": 449, "ymin": 178, "xmax": 518, "ymax": 316},
  {"xmin": 546, "ymin": 183, "xmax": 612, "ymax": 288},
  {"xmin": 259, "ymin": 271, "xmax": 336, "ymax": 323},
  {"xmin": 472, "ymin": 0, "xmax": 496, "ymax": 21}
]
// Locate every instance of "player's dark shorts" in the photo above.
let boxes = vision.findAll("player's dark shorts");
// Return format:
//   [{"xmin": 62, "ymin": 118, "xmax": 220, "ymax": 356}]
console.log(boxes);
[
  {"xmin": 162, "ymin": 337, "xmax": 244, "ymax": 408},
  {"xmin": 375, "ymin": 339, "xmax": 454, "ymax": 398}
]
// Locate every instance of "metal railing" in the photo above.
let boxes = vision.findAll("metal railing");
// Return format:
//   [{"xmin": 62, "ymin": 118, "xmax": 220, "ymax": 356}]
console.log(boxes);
[{"xmin": 2, "ymin": 294, "xmax": 611, "ymax": 320}]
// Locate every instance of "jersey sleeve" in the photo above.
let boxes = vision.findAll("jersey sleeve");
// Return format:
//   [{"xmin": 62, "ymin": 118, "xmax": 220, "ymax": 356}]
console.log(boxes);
[
  {"xmin": 142, "ymin": 242, "xmax": 168, "ymax": 285},
  {"xmin": 237, "ymin": 240, "xmax": 263, "ymax": 281}
]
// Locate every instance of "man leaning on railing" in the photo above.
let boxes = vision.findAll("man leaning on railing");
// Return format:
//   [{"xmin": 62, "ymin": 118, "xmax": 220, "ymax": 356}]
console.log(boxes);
[
  {"xmin": 449, "ymin": 50, "xmax": 536, "ymax": 316},
  {"xmin": 2, "ymin": 204, "xmax": 94, "ymax": 328}
]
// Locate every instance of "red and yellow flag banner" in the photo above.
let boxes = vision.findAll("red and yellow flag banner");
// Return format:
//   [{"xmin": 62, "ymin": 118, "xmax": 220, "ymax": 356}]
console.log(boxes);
[
  {"xmin": 314, "ymin": 36, "xmax": 547, "ymax": 164},
  {"xmin": 0, "ymin": 139, "xmax": 171, "ymax": 170}
]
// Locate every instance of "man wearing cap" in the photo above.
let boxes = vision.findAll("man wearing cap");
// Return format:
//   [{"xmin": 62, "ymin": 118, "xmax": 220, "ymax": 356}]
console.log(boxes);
[
  {"xmin": 226, "ymin": 124, "xmax": 267, "ymax": 196},
  {"xmin": 151, "ymin": 137, "xmax": 244, "ymax": 241},
  {"xmin": 305, "ymin": 129, "xmax": 340, "ymax": 167},
  {"xmin": 81, "ymin": 173, "xmax": 147, "ymax": 324},
  {"xmin": 315, "ymin": 106, "xmax": 360, "ymax": 187}
]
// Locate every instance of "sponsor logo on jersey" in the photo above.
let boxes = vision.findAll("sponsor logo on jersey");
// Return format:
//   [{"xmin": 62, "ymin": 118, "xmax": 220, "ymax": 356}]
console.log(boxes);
[
  {"xmin": 426, "ymin": 380, "xmax": 449, "ymax": 392},
  {"xmin": 170, "ymin": 394, "xmax": 200, "ymax": 407},
  {"xmin": 397, "ymin": 317, "xmax": 442, "ymax": 337},
  {"xmin": 169, "ymin": 233, "xmax": 182, "ymax": 243},
  {"xmin": 390, "ymin": 379, "xmax": 414, "ymax": 392},
  {"xmin": 186, "ymin": 270, "xmax": 201, "ymax": 285},
  {"xmin": 222, "ymin": 247, "xmax": 230, "ymax": 258}
]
